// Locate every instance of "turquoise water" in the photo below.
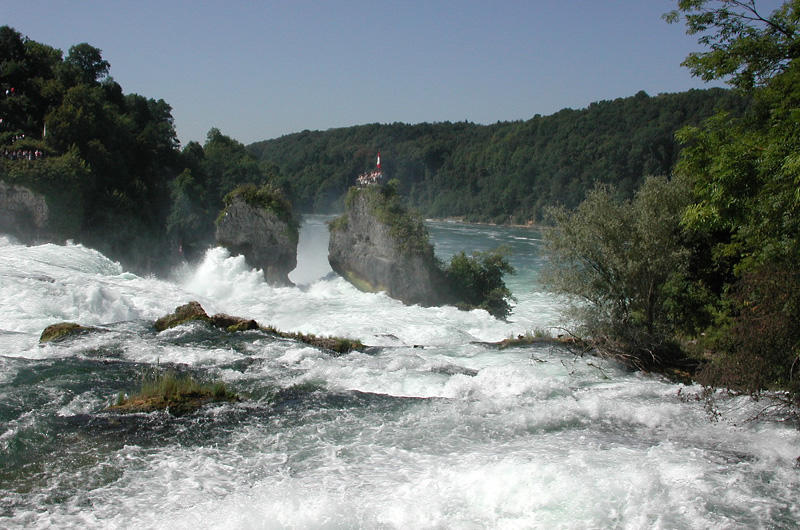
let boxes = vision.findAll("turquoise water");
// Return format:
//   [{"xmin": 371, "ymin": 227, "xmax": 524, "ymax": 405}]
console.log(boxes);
[{"xmin": 0, "ymin": 217, "xmax": 798, "ymax": 528}]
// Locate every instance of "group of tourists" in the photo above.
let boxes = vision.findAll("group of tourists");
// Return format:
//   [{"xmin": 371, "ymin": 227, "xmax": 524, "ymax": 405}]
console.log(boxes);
[
  {"xmin": 3, "ymin": 148, "xmax": 45, "ymax": 160},
  {"xmin": 357, "ymin": 170, "xmax": 383, "ymax": 187}
]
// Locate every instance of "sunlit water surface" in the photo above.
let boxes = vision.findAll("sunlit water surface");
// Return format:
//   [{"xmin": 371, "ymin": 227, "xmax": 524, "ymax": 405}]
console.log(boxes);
[{"xmin": 0, "ymin": 216, "xmax": 797, "ymax": 528}]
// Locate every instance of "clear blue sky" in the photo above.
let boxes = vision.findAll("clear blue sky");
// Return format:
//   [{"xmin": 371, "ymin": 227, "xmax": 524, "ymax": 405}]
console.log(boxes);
[{"xmin": 1, "ymin": 0, "xmax": 783, "ymax": 147}]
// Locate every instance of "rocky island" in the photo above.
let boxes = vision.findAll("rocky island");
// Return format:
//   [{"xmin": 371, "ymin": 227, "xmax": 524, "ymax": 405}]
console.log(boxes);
[
  {"xmin": 328, "ymin": 182, "xmax": 455, "ymax": 307},
  {"xmin": 215, "ymin": 184, "xmax": 299, "ymax": 286},
  {"xmin": 328, "ymin": 180, "xmax": 515, "ymax": 318}
]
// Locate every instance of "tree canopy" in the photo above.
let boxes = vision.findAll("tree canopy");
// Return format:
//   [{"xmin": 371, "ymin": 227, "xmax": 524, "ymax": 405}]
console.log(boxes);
[
  {"xmin": 665, "ymin": 0, "xmax": 800, "ymax": 395},
  {"xmin": 0, "ymin": 26, "xmax": 179, "ymax": 271}
]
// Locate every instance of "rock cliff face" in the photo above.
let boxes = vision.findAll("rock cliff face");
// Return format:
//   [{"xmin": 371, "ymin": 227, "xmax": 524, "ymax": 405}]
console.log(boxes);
[
  {"xmin": 328, "ymin": 186, "xmax": 455, "ymax": 306},
  {"xmin": 215, "ymin": 187, "xmax": 298, "ymax": 286},
  {"xmin": 0, "ymin": 181, "xmax": 52, "ymax": 242}
]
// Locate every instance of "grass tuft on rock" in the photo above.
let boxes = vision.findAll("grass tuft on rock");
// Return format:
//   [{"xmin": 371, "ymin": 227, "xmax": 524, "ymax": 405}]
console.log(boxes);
[{"xmin": 107, "ymin": 370, "xmax": 239, "ymax": 414}]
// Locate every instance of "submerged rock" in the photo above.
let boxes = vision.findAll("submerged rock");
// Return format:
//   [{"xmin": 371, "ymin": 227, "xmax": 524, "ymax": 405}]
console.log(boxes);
[
  {"xmin": 39, "ymin": 322, "xmax": 98, "ymax": 343},
  {"xmin": 328, "ymin": 185, "xmax": 456, "ymax": 306},
  {"xmin": 215, "ymin": 184, "xmax": 298, "ymax": 286}
]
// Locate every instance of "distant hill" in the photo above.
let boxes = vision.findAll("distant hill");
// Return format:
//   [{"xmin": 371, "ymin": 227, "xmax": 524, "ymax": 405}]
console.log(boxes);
[{"xmin": 248, "ymin": 88, "xmax": 749, "ymax": 223}]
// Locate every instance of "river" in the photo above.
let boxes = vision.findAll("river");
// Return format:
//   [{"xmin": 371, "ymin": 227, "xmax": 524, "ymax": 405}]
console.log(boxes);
[{"xmin": 0, "ymin": 216, "xmax": 798, "ymax": 528}]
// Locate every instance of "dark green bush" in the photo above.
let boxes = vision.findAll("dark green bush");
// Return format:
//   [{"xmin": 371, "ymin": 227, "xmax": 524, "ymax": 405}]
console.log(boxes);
[{"xmin": 445, "ymin": 247, "xmax": 515, "ymax": 319}]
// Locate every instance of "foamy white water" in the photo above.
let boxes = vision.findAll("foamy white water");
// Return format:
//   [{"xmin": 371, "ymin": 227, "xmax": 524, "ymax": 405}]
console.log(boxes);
[{"xmin": 0, "ymin": 219, "xmax": 798, "ymax": 528}]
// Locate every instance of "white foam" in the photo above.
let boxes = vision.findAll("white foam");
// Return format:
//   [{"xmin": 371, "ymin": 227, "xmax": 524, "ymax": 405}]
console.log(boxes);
[{"xmin": 2, "ymin": 224, "xmax": 799, "ymax": 529}]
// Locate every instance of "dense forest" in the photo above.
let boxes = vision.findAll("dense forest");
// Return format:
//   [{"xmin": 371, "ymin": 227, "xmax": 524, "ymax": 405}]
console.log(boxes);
[{"xmin": 249, "ymin": 88, "xmax": 749, "ymax": 223}]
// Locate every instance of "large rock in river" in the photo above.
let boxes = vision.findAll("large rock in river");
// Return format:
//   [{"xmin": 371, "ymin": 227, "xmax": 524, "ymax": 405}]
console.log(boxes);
[
  {"xmin": 328, "ymin": 185, "xmax": 455, "ymax": 306},
  {"xmin": 215, "ymin": 184, "xmax": 298, "ymax": 286}
]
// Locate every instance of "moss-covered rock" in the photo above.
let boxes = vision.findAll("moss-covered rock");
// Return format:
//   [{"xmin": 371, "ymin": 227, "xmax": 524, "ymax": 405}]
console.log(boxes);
[
  {"xmin": 262, "ymin": 325, "xmax": 365, "ymax": 355},
  {"xmin": 39, "ymin": 322, "xmax": 97, "ymax": 343},
  {"xmin": 210, "ymin": 313, "xmax": 259, "ymax": 332},
  {"xmin": 154, "ymin": 301, "xmax": 211, "ymax": 332},
  {"xmin": 154, "ymin": 302, "xmax": 365, "ymax": 354}
]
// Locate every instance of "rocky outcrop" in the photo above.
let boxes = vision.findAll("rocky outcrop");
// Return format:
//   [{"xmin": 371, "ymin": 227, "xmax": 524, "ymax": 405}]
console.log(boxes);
[
  {"xmin": 154, "ymin": 301, "xmax": 212, "ymax": 331},
  {"xmin": 40, "ymin": 322, "xmax": 98, "ymax": 343},
  {"xmin": 105, "ymin": 371, "xmax": 240, "ymax": 415},
  {"xmin": 328, "ymin": 186, "xmax": 456, "ymax": 306},
  {"xmin": 153, "ymin": 301, "xmax": 364, "ymax": 354},
  {"xmin": 215, "ymin": 185, "xmax": 298, "ymax": 286},
  {"xmin": 0, "ymin": 181, "xmax": 51, "ymax": 242}
]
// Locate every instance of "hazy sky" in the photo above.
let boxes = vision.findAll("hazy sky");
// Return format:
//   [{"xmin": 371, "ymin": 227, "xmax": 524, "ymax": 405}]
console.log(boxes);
[{"xmin": 2, "ymin": 0, "xmax": 783, "ymax": 147}]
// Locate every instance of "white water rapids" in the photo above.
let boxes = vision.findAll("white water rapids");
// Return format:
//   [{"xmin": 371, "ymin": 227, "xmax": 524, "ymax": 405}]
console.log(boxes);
[{"xmin": 0, "ymin": 216, "xmax": 798, "ymax": 528}]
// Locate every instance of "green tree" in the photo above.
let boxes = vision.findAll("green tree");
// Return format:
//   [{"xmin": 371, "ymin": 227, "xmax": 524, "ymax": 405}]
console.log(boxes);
[
  {"xmin": 542, "ymin": 176, "xmax": 693, "ymax": 369},
  {"xmin": 668, "ymin": 0, "xmax": 800, "ymax": 395},
  {"xmin": 203, "ymin": 127, "xmax": 266, "ymax": 202},
  {"xmin": 664, "ymin": 0, "xmax": 800, "ymax": 90},
  {"xmin": 445, "ymin": 248, "xmax": 516, "ymax": 320},
  {"xmin": 64, "ymin": 43, "xmax": 110, "ymax": 85}
]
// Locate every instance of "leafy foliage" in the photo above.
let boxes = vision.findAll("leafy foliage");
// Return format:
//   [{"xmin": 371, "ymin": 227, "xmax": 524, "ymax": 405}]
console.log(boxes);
[
  {"xmin": 698, "ymin": 261, "xmax": 800, "ymax": 395},
  {"xmin": 668, "ymin": 0, "xmax": 800, "ymax": 397},
  {"xmin": 445, "ymin": 248, "xmax": 516, "ymax": 320},
  {"xmin": 0, "ymin": 26, "xmax": 181, "ymax": 272},
  {"xmin": 664, "ymin": 0, "xmax": 800, "ymax": 90},
  {"xmin": 542, "ymin": 176, "xmax": 693, "ymax": 369}
]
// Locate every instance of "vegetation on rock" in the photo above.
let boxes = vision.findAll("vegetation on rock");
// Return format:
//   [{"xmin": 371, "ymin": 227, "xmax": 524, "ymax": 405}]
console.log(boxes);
[
  {"xmin": 107, "ymin": 370, "xmax": 238, "ymax": 415},
  {"xmin": 445, "ymin": 248, "xmax": 516, "ymax": 320},
  {"xmin": 154, "ymin": 302, "xmax": 364, "ymax": 354},
  {"xmin": 332, "ymin": 182, "xmax": 515, "ymax": 319},
  {"xmin": 218, "ymin": 183, "xmax": 299, "ymax": 243},
  {"xmin": 261, "ymin": 325, "xmax": 365, "ymax": 355},
  {"xmin": 340, "ymin": 181, "xmax": 432, "ymax": 255}
]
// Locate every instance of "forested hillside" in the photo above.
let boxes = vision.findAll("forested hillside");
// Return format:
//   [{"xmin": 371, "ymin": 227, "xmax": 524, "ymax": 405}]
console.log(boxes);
[
  {"xmin": 0, "ymin": 25, "xmax": 180, "ymax": 270},
  {"xmin": 249, "ymin": 88, "xmax": 749, "ymax": 223},
  {"xmin": 0, "ymin": 27, "xmax": 279, "ymax": 271}
]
